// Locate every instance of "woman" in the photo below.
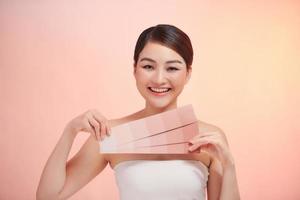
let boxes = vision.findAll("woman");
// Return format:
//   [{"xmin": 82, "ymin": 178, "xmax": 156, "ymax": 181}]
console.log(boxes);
[{"xmin": 36, "ymin": 24, "xmax": 240, "ymax": 200}]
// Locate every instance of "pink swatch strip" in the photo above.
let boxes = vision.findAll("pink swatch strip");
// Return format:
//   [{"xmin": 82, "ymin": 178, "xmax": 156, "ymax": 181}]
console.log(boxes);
[{"xmin": 99, "ymin": 104, "xmax": 199, "ymax": 154}]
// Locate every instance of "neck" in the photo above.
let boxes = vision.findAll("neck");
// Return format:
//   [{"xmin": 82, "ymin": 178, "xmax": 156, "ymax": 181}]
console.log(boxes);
[{"xmin": 141, "ymin": 100, "xmax": 178, "ymax": 118}]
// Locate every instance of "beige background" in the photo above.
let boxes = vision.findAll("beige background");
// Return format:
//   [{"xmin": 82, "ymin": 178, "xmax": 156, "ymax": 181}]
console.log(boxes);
[{"xmin": 1, "ymin": 1, "xmax": 299, "ymax": 199}]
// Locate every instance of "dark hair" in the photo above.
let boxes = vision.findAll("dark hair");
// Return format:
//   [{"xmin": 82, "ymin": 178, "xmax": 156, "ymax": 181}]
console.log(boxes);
[{"xmin": 133, "ymin": 24, "xmax": 193, "ymax": 69}]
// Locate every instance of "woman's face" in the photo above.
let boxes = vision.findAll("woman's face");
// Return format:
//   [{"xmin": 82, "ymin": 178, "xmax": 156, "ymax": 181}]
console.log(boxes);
[{"xmin": 134, "ymin": 41, "xmax": 192, "ymax": 109}]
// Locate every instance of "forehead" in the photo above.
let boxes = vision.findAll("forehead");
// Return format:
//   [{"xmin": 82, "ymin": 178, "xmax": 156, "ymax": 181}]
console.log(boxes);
[{"xmin": 138, "ymin": 42, "xmax": 184, "ymax": 63}]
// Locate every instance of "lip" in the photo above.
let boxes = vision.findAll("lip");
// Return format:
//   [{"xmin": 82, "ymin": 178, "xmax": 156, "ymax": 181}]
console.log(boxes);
[{"xmin": 148, "ymin": 87, "xmax": 171, "ymax": 96}]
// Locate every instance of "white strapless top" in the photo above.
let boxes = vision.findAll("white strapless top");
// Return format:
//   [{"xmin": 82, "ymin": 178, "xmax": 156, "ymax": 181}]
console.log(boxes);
[{"xmin": 113, "ymin": 159, "xmax": 209, "ymax": 200}]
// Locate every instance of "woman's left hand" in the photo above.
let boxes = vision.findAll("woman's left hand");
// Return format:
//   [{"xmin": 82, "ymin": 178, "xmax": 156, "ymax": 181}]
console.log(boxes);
[{"xmin": 188, "ymin": 127, "xmax": 234, "ymax": 166}]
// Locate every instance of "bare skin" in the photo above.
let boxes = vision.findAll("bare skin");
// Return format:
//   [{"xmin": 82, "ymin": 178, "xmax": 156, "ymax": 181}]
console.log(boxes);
[{"xmin": 36, "ymin": 41, "xmax": 240, "ymax": 200}]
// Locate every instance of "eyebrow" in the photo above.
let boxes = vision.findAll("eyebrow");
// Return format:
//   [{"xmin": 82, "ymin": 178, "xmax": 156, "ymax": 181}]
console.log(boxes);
[{"xmin": 140, "ymin": 57, "xmax": 183, "ymax": 64}]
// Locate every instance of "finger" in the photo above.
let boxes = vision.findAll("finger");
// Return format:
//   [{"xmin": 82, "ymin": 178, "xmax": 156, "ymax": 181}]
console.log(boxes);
[
  {"xmin": 84, "ymin": 119, "xmax": 95, "ymax": 136},
  {"xmin": 92, "ymin": 112, "xmax": 111, "ymax": 137},
  {"xmin": 87, "ymin": 116, "xmax": 100, "ymax": 141},
  {"xmin": 188, "ymin": 144, "xmax": 202, "ymax": 153},
  {"xmin": 91, "ymin": 110, "xmax": 106, "ymax": 124},
  {"xmin": 90, "ymin": 111, "xmax": 108, "ymax": 139},
  {"xmin": 189, "ymin": 134, "xmax": 218, "ymax": 144},
  {"xmin": 100, "ymin": 120, "xmax": 109, "ymax": 137},
  {"xmin": 106, "ymin": 122, "xmax": 111, "ymax": 136},
  {"xmin": 85, "ymin": 119, "xmax": 98, "ymax": 141},
  {"xmin": 188, "ymin": 141, "xmax": 209, "ymax": 152},
  {"xmin": 104, "ymin": 121, "xmax": 111, "ymax": 136},
  {"xmin": 100, "ymin": 121, "xmax": 108, "ymax": 140},
  {"xmin": 188, "ymin": 137, "xmax": 220, "ymax": 151},
  {"xmin": 193, "ymin": 138, "xmax": 223, "ymax": 153}
]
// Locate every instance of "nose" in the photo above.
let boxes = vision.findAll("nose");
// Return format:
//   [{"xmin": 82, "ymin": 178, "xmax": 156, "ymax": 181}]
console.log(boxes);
[{"xmin": 152, "ymin": 68, "xmax": 167, "ymax": 84}]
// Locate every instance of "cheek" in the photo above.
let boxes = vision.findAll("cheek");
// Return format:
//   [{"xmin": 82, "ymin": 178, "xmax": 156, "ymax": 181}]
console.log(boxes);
[
  {"xmin": 135, "ymin": 71, "xmax": 149, "ymax": 85},
  {"xmin": 136, "ymin": 70, "xmax": 152, "ymax": 80},
  {"xmin": 170, "ymin": 74, "xmax": 188, "ymax": 87}
]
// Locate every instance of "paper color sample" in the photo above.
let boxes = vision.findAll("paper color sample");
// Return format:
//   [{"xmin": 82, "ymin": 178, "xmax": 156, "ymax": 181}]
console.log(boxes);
[{"xmin": 99, "ymin": 104, "xmax": 199, "ymax": 154}]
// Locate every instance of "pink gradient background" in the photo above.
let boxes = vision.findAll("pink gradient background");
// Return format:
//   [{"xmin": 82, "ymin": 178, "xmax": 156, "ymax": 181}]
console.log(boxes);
[{"xmin": 1, "ymin": 1, "xmax": 300, "ymax": 199}]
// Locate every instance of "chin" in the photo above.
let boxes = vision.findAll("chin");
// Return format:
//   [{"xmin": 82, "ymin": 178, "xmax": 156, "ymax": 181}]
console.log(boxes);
[{"xmin": 147, "ymin": 99, "xmax": 176, "ymax": 110}]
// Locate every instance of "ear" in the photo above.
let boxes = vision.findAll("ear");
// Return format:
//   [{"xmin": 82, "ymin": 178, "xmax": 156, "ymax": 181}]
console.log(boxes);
[{"xmin": 185, "ymin": 67, "xmax": 192, "ymax": 84}]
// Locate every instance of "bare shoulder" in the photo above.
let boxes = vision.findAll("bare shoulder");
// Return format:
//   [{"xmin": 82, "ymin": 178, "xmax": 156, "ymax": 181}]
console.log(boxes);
[
  {"xmin": 197, "ymin": 119, "xmax": 228, "ymax": 145},
  {"xmin": 107, "ymin": 116, "xmax": 133, "ymax": 128},
  {"xmin": 107, "ymin": 118, "xmax": 123, "ymax": 128},
  {"xmin": 107, "ymin": 110, "xmax": 143, "ymax": 128},
  {"xmin": 197, "ymin": 120, "xmax": 223, "ymax": 133}
]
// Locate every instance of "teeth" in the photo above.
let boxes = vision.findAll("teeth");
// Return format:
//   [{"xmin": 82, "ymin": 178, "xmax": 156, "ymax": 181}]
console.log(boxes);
[{"xmin": 149, "ymin": 87, "xmax": 170, "ymax": 93}]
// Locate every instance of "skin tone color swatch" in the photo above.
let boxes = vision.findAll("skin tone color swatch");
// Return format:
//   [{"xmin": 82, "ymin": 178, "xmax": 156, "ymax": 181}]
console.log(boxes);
[{"xmin": 100, "ymin": 104, "xmax": 199, "ymax": 154}]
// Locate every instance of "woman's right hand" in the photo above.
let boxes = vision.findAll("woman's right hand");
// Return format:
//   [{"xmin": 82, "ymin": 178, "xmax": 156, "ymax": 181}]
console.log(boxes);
[{"xmin": 66, "ymin": 109, "xmax": 111, "ymax": 141}]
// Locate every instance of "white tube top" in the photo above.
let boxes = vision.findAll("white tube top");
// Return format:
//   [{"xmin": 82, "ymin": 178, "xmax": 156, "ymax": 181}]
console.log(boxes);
[{"xmin": 113, "ymin": 159, "xmax": 209, "ymax": 200}]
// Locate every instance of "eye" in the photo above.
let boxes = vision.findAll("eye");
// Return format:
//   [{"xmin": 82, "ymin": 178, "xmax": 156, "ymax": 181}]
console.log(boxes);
[
  {"xmin": 167, "ymin": 67, "xmax": 179, "ymax": 71},
  {"xmin": 142, "ymin": 65, "xmax": 153, "ymax": 70}
]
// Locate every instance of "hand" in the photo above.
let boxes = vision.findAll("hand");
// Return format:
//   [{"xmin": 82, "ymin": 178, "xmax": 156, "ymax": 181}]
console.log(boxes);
[
  {"xmin": 66, "ymin": 109, "xmax": 111, "ymax": 141},
  {"xmin": 188, "ymin": 127, "xmax": 233, "ymax": 166}
]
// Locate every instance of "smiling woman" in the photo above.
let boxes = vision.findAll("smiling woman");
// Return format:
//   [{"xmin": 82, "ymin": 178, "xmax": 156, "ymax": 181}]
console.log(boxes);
[
  {"xmin": 36, "ymin": 24, "xmax": 240, "ymax": 200},
  {"xmin": 134, "ymin": 41, "xmax": 191, "ymax": 110},
  {"xmin": 132, "ymin": 25, "xmax": 194, "ymax": 112}
]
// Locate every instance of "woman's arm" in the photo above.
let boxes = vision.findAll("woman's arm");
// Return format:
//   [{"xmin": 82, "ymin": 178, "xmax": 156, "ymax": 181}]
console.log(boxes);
[
  {"xmin": 207, "ymin": 152, "xmax": 240, "ymax": 200},
  {"xmin": 188, "ymin": 125, "xmax": 240, "ymax": 200},
  {"xmin": 36, "ymin": 125, "xmax": 78, "ymax": 200},
  {"xmin": 36, "ymin": 110, "xmax": 111, "ymax": 200},
  {"xmin": 219, "ymin": 157, "xmax": 240, "ymax": 200},
  {"xmin": 36, "ymin": 128, "xmax": 108, "ymax": 200}
]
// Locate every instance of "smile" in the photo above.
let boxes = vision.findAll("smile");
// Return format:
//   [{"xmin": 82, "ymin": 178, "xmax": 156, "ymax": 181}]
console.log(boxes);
[{"xmin": 148, "ymin": 87, "xmax": 171, "ymax": 94}]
